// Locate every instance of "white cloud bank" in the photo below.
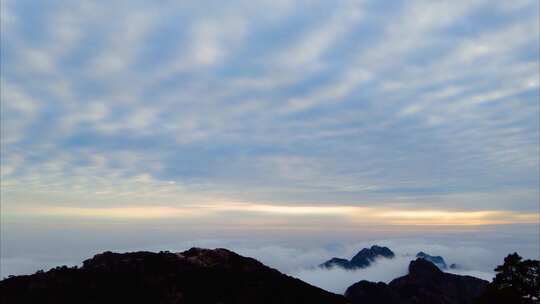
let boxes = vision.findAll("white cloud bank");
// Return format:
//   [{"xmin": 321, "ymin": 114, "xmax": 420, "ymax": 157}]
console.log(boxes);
[
  {"xmin": 293, "ymin": 256, "xmax": 412, "ymax": 294},
  {"xmin": 291, "ymin": 253, "xmax": 495, "ymax": 294}
]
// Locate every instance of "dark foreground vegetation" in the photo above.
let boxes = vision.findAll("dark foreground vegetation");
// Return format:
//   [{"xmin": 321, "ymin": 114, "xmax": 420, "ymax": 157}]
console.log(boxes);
[{"xmin": 475, "ymin": 253, "xmax": 539, "ymax": 304}]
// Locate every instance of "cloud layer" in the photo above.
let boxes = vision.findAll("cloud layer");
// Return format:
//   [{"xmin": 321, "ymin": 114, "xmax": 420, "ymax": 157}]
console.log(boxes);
[
  {"xmin": 3, "ymin": 227, "xmax": 539, "ymax": 291},
  {"xmin": 291, "ymin": 241, "xmax": 497, "ymax": 293},
  {"xmin": 1, "ymin": 1, "xmax": 539, "ymax": 225}
]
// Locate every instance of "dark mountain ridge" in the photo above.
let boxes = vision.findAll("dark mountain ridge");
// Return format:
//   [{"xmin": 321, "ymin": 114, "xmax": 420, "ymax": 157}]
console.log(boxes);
[
  {"xmin": 0, "ymin": 248, "xmax": 346, "ymax": 304},
  {"xmin": 1, "ymin": 247, "xmax": 499, "ymax": 304}
]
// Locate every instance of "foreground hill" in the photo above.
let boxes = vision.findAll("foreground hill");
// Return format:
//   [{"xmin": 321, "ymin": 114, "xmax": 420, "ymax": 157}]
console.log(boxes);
[
  {"xmin": 0, "ymin": 248, "xmax": 347, "ymax": 304},
  {"xmin": 345, "ymin": 258, "xmax": 488, "ymax": 304}
]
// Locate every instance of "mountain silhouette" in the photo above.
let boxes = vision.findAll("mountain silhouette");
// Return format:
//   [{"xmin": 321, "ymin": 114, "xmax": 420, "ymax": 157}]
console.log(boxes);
[
  {"xmin": 0, "ymin": 248, "xmax": 346, "ymax": 304},
  {"xmin": 416, "ymin": 251, "xmax": 448, "ymax": 269},
  {"xmin": 320, "ymin": 245, "xmax": 395, "ymax": 269},
  {"xmin": 346, "ymin": 258, "xmax": 488, "ymax": 304}
]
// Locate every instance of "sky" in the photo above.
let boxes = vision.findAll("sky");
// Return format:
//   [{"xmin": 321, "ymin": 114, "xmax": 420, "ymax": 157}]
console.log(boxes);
[{"xmin": 1, "ymin": 0, "xmax": 539, "ymax": 279}]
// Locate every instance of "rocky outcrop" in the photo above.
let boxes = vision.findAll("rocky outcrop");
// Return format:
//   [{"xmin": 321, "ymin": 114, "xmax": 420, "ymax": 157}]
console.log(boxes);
[
  {"xmin": 345, "ymin": 258, "xmax": 488, "ymax": 304},
  {"xmin": 320, "ymin": 257, "xmax": 352, "ymax": 269},
  {"xmin": 416, "ymin": 251, "xmax": 447, "ymax": 269},
  {"xmin": 320, "ymin": 245, "xmax": 395, "ymax": 269}
]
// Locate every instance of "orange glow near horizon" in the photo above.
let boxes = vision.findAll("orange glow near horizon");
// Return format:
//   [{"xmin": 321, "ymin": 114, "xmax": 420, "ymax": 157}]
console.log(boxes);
[
  {"xmin": 8, "ymin": 202, "xmax": 538, "ymax": 226},
  {"xmin": 372, "ymin": 210, "xmax": 539, "ymax": 226}
]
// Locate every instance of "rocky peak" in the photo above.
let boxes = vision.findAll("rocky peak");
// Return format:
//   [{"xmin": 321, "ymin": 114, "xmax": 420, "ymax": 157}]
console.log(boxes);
[
  {"xmin": 416, "ymin": 251, "xmax": 447, "ymax": 269},
  {"xmin": 350, "ymin": 245, "xmax": 395, "ymax": 267},
  {"xmin": 320, "ymin": 245, "xmax": 395, "ymax": 269},
  {"xmin": 408, "ymin": 258, "xmax": 444, "ymax": 278},
  {"xmin": 320, "ymin": 257, "xmax": 351, "ymax": 269},
  {"xmin": 346, "ymin": 258, "xmax": 488, "ymax": 304}
]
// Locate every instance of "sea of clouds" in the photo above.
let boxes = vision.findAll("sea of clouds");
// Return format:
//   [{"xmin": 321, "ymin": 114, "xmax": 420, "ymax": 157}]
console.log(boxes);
[
  {"xmin": 289, "ymin": 243, "xmax": 496, "ymax": 294},
  {"xmin": 230, "ymin": 239, "xmax": 500, "ymax": 293},
  {"xmin": 2, "ymin": 225, "xmax": 539, "ymax": 294}
]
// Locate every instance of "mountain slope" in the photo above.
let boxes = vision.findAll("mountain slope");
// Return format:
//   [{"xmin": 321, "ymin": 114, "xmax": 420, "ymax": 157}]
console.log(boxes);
[
  {"xmin": 345, "ymin": 258, "xmax": 488, "ymax": 304},
  {"xmin": 0, "ymin": 248, "xmax": 347, "ymax": 304}
]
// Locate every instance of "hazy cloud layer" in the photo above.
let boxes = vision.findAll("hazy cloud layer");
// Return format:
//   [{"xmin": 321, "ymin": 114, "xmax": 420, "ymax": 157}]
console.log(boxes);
[{"xmin": 2, "ymin": 226, "xmax": 539, "ymax": 292}]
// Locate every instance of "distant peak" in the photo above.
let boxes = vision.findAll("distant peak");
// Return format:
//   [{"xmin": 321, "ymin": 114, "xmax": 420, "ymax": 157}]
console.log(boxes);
[
  {"xmin": 409, "ymin": 258, "xmax": 443, "ymax": 277},
  {"xmin": 350, "ymin": 245, "xmax": 394, "ymax": 266},
  {"xmin": 415, "ymin": 251, "xmax": 447, "ymax": 269},
  {"xmin": 320, "ymin": 245, "xmax": 395, "ymax": 269}
]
